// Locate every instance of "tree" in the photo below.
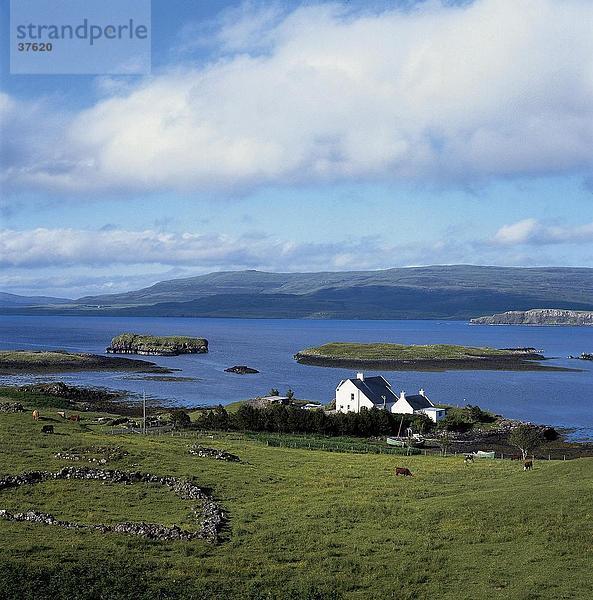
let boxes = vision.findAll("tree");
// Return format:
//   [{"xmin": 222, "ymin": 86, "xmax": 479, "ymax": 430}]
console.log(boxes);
[
  {"xmin": 438, "ymin": 412, "xmax": 472, "ymax": 433},
  {"xmin": 268, "ymin": 388, "xmax": 280, "ymax": 397},
  {"xmin": 509, "ymin": 424, "xmax": 544, "ymax": 460},
  {"xmin": 286, "ymin": 388, "xmax": 295, "ymax": 401},
  {"xmin": 466, "ymin": 404, "xmax": 494, "ymax": 424},
  {"xmin": 439, "ymin": 431, "xmax": 453, "ymax": 456},
  {"xmin": 170, "ymin": 409, "xmax": 191, "ymax": 429}
]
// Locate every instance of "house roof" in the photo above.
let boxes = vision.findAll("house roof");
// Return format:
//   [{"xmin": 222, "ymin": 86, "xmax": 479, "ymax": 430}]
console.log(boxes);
[
  {"xmin": 404, "ymin": 394, "xmax": 433, "ymax": 410},
  {"xmin": 347, "ymin": 376, "xmax": 398, "ymax": 405}
]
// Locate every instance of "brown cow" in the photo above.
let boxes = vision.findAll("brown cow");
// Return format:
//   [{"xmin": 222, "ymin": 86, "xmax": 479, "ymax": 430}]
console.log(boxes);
[
  {"xmin": 67, "ymin": 414, "xmax": 81, "ymax": 422},
  {"xmin": 32, "ymin": 410, "xmax": 39, "ymax": 421},
  {"xmin": 524, "ymin": 460, "xmax": 533, "ymax": 471},
  {"xmin": 395, "ymin": 467, "xmax": 413, "ymax": 477}
]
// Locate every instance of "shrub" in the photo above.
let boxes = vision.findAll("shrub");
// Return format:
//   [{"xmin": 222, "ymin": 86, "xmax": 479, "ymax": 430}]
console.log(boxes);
[{"xmin": 170, "ymin": 409, "xmax": 191, "ymax": 429}]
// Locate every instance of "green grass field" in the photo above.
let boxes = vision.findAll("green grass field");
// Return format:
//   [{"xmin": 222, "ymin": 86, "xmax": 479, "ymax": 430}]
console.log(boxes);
[{"xmin": 1, "ymin": 395, "xmax": 593, "ymax": 599}]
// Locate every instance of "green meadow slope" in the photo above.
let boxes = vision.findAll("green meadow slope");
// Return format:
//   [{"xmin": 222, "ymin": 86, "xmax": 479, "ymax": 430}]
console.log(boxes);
[{"xmin": 1, "ymin": 392, "xmax": 593, "ymax": 599}]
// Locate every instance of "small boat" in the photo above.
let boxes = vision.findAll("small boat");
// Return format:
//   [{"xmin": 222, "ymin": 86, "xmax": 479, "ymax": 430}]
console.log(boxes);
[
  {"xmin": 386, "ymin": 437, "xmax": 406, "ymax": 447},
  {"xmin": 386, "ymin": 436, "xmax": 425, "ymax": 448},
  {"xmin": 473, "ymin": 450, "xmax": 495, "ymax": 459}
]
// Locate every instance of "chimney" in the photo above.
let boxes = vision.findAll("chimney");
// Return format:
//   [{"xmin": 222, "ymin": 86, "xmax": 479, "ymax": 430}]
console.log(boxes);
[
  {"xmin": 419, "ymin": 388, "xmax": 425, "ymax": 397},
  {"xmin": 399, "ymin": 391, "xmax": 406, "ymax": 401},
  {"xmin": 357, "ymin": 372, "xmax": 364, "ymax": 381}
]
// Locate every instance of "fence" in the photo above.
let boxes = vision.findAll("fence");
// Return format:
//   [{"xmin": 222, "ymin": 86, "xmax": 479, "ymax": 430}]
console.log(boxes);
[{"xmin": 251, "ymin": 434, "xmax": 421, "ymax": 455}]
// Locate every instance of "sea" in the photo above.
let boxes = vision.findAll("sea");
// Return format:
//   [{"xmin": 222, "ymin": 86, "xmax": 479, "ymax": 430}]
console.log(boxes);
[{"xmin": 1, "ymin": 315, "xmax": 592, "ymax": 439}]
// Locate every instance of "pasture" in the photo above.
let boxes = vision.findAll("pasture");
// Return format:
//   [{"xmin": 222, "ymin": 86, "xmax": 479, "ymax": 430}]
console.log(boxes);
[{"xmin": 1, "ymin": 397, "xmax": 592, "ymax": 599}]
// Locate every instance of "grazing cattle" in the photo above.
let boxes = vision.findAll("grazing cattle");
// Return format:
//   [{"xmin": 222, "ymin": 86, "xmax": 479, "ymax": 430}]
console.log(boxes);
[
  {"xmin": 395, "ymin": 467, "xmax": 413, "ymax": 477},
  {"xmin": 524, "ymin": 460, "xmax": 533, "ymax": 471},
  {"xmin": 57, "ymin": 411, "xmax": 66, "ymax": 419},
  {"xmin": 41, "ymin": 425, "xmax": 54, "ymax": 434},
  {"xmin": 67, "ymin": 414, "xmax": 81, "ymax": 422},
  {"xmin": 464, "ymin": 454, "xmax": 474, "ymax": 464},
  {"xmin": 32, "ymin": 410, "xmax": 40, "ymax": 421}
]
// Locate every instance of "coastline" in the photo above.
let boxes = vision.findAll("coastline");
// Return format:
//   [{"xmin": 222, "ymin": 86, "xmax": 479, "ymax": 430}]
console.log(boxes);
[
  {"xmin": 0, "ymin": 351, "xmax": 173, "ymax": 375},
  {"xmin": 293, "ymin": 352, "xmax": 578, "ymax": 372}
]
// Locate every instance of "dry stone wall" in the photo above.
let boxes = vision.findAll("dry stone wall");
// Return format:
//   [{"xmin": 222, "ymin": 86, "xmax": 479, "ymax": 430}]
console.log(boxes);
[{"xmin": 0, "ymin": 467, "xmax": 224, "ymax": 542}]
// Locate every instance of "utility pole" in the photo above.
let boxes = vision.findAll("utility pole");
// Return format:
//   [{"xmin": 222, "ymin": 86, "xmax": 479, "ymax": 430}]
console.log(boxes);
[{"xmin": 142, "ymin": 391, "xmax": 146, "ymax": 435}]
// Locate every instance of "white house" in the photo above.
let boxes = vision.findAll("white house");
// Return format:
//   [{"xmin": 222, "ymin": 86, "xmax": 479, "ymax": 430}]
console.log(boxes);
[{"xmin": 335, "ymin": 373, "xmax": 446, "ymax": 422}]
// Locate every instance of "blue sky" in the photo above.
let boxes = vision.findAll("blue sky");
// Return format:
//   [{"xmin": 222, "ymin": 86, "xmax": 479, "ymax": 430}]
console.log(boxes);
[{"xmin": 1, "ymin": 0, "xmax": 592, "ymax": 298}]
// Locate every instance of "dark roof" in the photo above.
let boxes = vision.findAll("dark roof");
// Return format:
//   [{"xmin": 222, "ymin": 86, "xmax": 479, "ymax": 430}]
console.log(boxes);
[
  {"xmin": 348, "ymin": 376, "xmax": 398, "ymax": 405},
  {"xmin": 404, "ymin": 395, "xmax": 433, "ymax": 410}
]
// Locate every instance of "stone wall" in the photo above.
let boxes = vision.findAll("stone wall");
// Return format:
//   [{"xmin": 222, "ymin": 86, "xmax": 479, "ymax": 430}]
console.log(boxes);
[
  {"xmin": 0, "ymin": 402, "xmax": 25, "ymax": 413},
  {"xmin": 188, "ymin": 444, "xmax": 240, "ymax": 462},
  {"xmin": 0, "ymin": 467, "xmax": 224, "ymax": 542}
]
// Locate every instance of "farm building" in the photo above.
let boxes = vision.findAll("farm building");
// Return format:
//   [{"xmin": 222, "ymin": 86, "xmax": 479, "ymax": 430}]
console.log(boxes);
[{"xmin": 335, "ymin": 372, "xmax": 446, "ymax": 422}]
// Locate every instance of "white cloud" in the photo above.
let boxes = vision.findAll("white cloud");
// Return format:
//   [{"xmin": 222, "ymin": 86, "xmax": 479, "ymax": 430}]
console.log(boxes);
[
  {"xmin": 493, "ymin": 219, "xmax": 593, "ymax": 245},
  {"xmin": 2, "ymin": 0, "xmax": 593, "ymax": 194},
  {"xmin": 0, "ymin": 227, "xmax": 397, "ymax": 270},
  {"xmin": 3, "ymin": 221, "xmax": 590, "ymax": 274},
  {"xmin": 492, "ymin": 218, "xmax": 540, "ymax": 245},
  {"xmin": 3, "ymin": 222, "xmax": 593, "ymax": 296}
]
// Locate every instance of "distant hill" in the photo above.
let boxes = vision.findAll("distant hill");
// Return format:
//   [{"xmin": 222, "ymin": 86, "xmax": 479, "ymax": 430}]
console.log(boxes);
[
  {"xmin": 0, "ymin": 292, "xmax": 72, "ymax": 307},
  {"xmin": 4, "ymin": 266, "xmax": 593, "ymax": 320},
  {"xmin": 75, "ymin": 265, "xmax": 593, "ymax": 319}
]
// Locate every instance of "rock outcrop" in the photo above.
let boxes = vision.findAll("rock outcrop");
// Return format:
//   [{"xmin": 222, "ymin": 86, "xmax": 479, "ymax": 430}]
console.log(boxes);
[
  {"xmin": 471, "ymin": 309, "xmax": 593, "ymax": 326},
  {"xmin": 106, "ymin": 333, "xmax": 208, "ymax": 356},
  {"xmin": 188, "ymin": 445, "xmax": 240, "ymax": 462},
  {"xmin": 224, "ymin": 365, "xmax": 259, "ymax": 374}
]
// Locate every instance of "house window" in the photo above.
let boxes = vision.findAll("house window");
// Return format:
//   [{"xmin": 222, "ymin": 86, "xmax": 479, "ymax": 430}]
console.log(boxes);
[
  {"xmin": 350, "ymin": 393, "xmax": 355, "ymax": 400},
  {"xmin": 347, "ymin": 405, "xmax": 350, "ymax": 410}
]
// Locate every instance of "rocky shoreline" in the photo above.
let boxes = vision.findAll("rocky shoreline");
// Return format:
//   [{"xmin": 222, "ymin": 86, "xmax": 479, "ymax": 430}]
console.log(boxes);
[
  {"xmin": 0, "ymin": 350, "xmax": 172, "ymax": 374},
  {"xmin": 471, "ymin": 308, "xmax": 593, "ymax": 326},
  {"xmin": 293, "ymin": 353, "xmax": 574, "ymax": 372}
]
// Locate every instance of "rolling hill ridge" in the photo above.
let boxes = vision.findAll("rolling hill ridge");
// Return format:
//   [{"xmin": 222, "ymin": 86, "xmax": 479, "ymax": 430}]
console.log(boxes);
[{"xmin": 3, "ymin": 265, "xmax": 593, "ymax": 320}]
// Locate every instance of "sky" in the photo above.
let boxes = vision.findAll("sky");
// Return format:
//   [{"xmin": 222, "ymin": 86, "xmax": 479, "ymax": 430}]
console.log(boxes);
[{"xmin": 1, "ymin": 0, "xmax": 592, "ymax": 298}]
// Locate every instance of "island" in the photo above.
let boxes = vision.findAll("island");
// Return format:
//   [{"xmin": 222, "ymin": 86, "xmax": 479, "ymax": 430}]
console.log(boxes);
[
  {"xmin": 0, "ymin": 350, "xmax": 172, "ymax": 374},
  {"xmin": 294, "ymin": 342, "xmax": 571, "ymax": 371},
  {"xmin": 471, "ymin": 309, "xmax": 593, "ymax": 326},
  {"xmin": 224, "ymin": 365, "xmax": 259, "ymax": 374},
  {"xmin": 106, "ymin": 333, "xmax": 208, "ymax": 356}
]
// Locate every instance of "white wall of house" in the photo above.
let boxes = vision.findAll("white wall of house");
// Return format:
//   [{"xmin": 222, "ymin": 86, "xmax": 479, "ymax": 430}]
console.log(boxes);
[
  {"xmin": 335, "ymin": 375, "xmax": 444, "ymax": 419},
  {"xmin": 390, "ymin": 392, "xmax": 415, "ymax": 415},
  {"xmin": 418, "ymin": 407, "xmax": 446, "ymax": 422},
  {"xmin": 336, "ymin": 377, "xmax": 375, "ymax": 413}
]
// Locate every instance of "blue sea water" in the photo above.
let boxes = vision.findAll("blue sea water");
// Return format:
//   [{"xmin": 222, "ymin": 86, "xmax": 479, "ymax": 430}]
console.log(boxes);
[{"xmin": 1, "ymin": 315, "xmax": 592, "ymax": 438}]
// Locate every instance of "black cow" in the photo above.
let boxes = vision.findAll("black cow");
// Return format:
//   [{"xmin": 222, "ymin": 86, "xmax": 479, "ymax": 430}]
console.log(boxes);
[{"xmin": 41, "ymin": 425, "xmax": 54, "ymax": 434}]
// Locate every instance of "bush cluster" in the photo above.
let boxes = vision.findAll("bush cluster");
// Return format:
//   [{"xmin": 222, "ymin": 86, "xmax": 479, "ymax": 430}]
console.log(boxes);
[
  {"xmin": 191, "ymin": 404, "xmax": 433, "ymax": 437},
  {"xmin": 437, "ymin": 404, "xmax": 496, "ymax": 433}
]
